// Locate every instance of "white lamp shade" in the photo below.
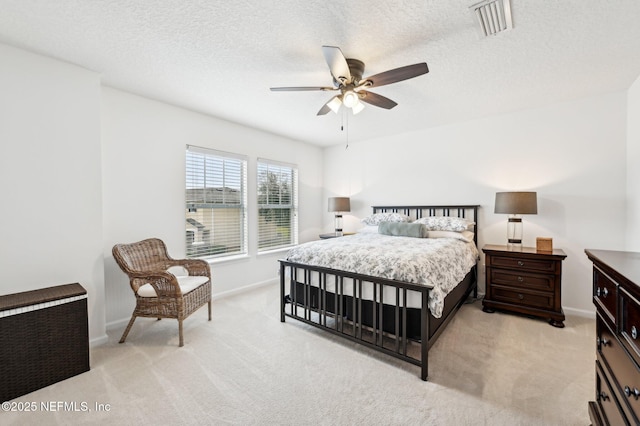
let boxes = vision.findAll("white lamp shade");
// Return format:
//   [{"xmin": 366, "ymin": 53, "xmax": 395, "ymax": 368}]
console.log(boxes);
[
  {"xmin": 342, "ymin": 91, "xmax": 358, "ymax": 108},
  {"xmin": 327, "ymin": 96, "xmax": 342, "ymax": 114}
]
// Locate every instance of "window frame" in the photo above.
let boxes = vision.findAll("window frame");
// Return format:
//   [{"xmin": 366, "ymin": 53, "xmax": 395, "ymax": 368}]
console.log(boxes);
[
  {"xmin": 185, "ymin": 145, "xmax": 248, "ymax": 260},
  {"xmin": 256, "ymin": 158, "xmax": 299, "ymax": 252}
]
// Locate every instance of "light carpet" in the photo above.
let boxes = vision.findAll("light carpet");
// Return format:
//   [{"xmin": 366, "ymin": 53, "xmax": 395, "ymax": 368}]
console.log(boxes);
[{"xmin": 3, "ymin": 283, "xmax": 594, "ymax": 425}]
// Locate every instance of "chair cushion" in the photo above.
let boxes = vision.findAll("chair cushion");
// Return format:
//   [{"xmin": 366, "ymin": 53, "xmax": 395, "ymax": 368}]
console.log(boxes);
[{"xmin": 137, "ymin": 275, "xmax": 209, "ymax": 298}]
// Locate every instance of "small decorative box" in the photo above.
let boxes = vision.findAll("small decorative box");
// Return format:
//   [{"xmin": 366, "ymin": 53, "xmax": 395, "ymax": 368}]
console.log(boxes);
[{"xmin": 536, "ymin": 237, "xmax": 553, "ymax": 253}]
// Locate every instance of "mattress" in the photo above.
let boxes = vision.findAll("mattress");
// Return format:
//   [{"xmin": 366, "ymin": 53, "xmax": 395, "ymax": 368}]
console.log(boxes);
[{"xmin": 284, "ymin": 232, "xmax": 479, "ymax": 318}]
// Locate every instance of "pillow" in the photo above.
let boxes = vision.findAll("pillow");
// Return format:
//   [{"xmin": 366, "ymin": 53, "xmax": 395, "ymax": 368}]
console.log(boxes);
[
  {"xmin": 378, "ymin": 221, "xmax": 428, "ymax": 238},
  {"xmin": 357, "ymin": 225, "xmax": 379, "ymax": 234},
  {"xmin": 361, "ymin": 212, "xmax": 411, "ymax": 226},
  {"xmin": 414, "ymin": 216, "xmax": 474, "ymax": 232},
  {"xmin": 427, "ymin": 230, "xmax": 475, "ymax": 243}
]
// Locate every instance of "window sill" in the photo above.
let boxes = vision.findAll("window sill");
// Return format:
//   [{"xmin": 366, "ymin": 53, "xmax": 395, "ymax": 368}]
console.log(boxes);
[
  {"xmin": 205, "ymin": 253, "xmax": 250, "ymax": 265},
  {"xmin": 257, "ymin": 247, "xmax": 292, "ymax": 256}
]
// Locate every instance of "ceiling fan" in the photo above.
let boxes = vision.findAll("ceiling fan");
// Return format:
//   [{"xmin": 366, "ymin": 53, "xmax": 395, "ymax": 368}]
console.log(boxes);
[{"xmin": 270, "ymin": 46, "xmax": 429, "ymax": 116}]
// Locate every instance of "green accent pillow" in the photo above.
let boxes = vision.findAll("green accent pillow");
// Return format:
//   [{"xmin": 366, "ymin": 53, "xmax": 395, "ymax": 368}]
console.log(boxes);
[{"xmin": 378, "ymin": 221, "xmax": 428, "ymax": 238}]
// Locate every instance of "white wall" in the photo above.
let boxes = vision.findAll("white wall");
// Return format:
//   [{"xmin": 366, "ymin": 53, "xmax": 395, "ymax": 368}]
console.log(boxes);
[
  {"xmin": 627, "ymin": 75, "xmax": 640, "ymax": 250},
  {"xmin": 323, "ymin": 92, "xmax": 628, "ymax": 316},
  {"xmin": 0, "ymin": 43, "xmax": 105, "ymax": 342},
  {"xmin": 1, "ymin": 40, "xmax": 636, "ymax": 339},
  {"xmin": 101, "ymin": 88, "xmax": 324, "ymax": 326}
]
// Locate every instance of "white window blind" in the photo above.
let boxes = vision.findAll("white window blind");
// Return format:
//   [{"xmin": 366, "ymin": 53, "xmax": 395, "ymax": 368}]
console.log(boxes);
[
  {"xmin": 257, "ymin": 159, "xmax": 298, "ymax": 251},
  {"xmin": 186, "ymin": 146, "xmax": 247, "ymax": 259}
]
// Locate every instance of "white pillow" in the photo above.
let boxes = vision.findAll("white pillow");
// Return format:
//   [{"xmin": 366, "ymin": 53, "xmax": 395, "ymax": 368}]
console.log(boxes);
[
  {"xmin": 427, "ymin": 230, "xmax": 475, "ymax": 243},
  {"xmin": 414, "ymin": 216, "xmax": 474, "ymax": 232},
  {"xmin": 361, "ymin": 212, "xmax": 411, "ymax": 226},
  {"xmin": 357, "ymin": 225, "xmax": 379, "ymax": 233}
]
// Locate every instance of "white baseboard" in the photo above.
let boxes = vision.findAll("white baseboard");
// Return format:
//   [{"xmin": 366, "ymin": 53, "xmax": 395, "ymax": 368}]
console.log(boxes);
[
  {"xmin": 104, "ymin": 277, "xmax": 279, "ymax": 333},
  {"xmin": 212, "ymin": 277, "xmax": 277, "ymax": 301},
  {"xmin": 563, "ymin": 306, "xmax": 596, "ymax": 319},
  {"xmin": 106, "ymin": 317, "xmax": 130, "ymax": 332},
  {"xmin": 90, "ymin": 334, "xmax": 109, "ymax": 347}
]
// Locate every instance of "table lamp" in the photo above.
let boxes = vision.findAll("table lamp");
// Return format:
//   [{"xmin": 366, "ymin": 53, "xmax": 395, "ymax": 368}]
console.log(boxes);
[
  {"xmin": 328, "ymin": 197, "xmax": 350, "ymax": 237},
  {"xmin": 494, "ymin": 191, "xmax": 537, "ymax": 248}
]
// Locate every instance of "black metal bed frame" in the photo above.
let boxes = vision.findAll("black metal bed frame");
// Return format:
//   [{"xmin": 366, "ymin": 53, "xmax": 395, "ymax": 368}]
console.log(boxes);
[{"xmin": 279, "ymin": 205, "xmax": 479, "ymax": 381}]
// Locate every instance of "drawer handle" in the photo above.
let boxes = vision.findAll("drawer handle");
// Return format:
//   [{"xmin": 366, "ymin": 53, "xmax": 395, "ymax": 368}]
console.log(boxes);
[
  {"xmin": 517, "ymin": 276, "xmax": 524, "ymax": 282},
  {"xmin": 518, "ymin": 294, "xmax": 524, "ymax": 300},
  {"xmin": 597, "ymin": 337, "xmax": 610, "ymax": 348},
  {"xmin": 517, "ymin": 261, "xmax": 524, "ymax": 267},
  {"xmin": 599, "ymin": 391, "xmax": 610, "ymax": 401},
  {"xmin": 633, "ymin": 326, "xmax": 638, "ymax": 340},
  {"xmin": 602, "ymin": 287, "xmax": 609, "ymax": 297},
  {"xmin": 624, "ymin": 386, "xmax": 640, "ymax": 399},
  {"xmin": 596, "ymin": 287, "xmax": 601, "ymax": 297}
]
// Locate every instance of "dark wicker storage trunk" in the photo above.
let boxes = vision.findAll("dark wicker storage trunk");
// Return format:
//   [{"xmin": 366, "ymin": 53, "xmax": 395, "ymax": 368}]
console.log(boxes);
[{"xmin": 0, "ymin": 283, "xmax": 90, "ymax": 402}]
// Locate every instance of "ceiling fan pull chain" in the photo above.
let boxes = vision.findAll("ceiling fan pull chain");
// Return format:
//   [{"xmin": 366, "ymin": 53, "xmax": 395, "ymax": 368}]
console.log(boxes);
[{"xmin": 344, "ymin": 109, "xmax": 349, "ymax": 150}]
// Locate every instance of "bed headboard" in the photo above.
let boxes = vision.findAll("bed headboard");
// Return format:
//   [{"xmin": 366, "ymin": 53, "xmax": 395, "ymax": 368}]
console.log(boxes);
[{"xmin": 372, "ymin": 205, "xmax": 480, "ymax": 246}]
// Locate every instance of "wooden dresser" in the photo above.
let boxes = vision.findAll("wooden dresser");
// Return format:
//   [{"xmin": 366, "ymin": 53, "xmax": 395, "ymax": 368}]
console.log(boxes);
[
  {"xmin": 482, "ymin": 244, "xmax": 567, "ymax": 327},
  {"xmin": 585, "ymin": 249, "xmax": 640, "ymax": 425}
]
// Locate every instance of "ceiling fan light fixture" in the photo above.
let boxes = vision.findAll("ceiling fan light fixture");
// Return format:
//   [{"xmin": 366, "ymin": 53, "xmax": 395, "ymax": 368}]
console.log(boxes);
[
  {"xmin": 342, "ymin": 90, "xmax": 359, "ymax": 108},
  {"xmin": 327, "ymin": 96, "xmax": 342, "ymax": 114},
  {"xmin": 352, "ymin": 101, "xmax": 365, "ymax": 115}
]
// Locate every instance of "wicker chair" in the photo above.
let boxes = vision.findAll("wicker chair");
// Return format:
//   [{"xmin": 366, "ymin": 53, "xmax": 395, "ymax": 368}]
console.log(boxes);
[{"xmin": 112, "ymin": 238, "xmax": 212, "ymax": 347}]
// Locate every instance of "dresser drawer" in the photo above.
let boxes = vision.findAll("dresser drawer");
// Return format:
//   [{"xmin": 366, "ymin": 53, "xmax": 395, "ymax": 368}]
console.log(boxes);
[
  {"xmin": 598, "ymin": 316, "xmax": 640, "ymax": 423},
  {"xmin": 620, "ymin": 287, "xmax": 640, "ymax": 367},
  {"xmin": 594, "ymin": 267, "xmax": 618, "ymax": 325},
  {"xmin": 595, "ymin": 360, "xmax": 628, "ymax": 426},
  {"xmin": 489, "ymin": 255, "xmax": 557, "ymax": 273},
  {"xmin": 491, "ymin": 287, "xmax": 554, "ymax": 310},
  {"xmin": 488, "ymin": 268, "xmax": 555, "ymax": 292}
]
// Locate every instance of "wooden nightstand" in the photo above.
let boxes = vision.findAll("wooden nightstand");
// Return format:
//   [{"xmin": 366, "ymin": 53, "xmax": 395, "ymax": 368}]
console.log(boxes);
[
  {"xmin": 319, "ymin": 233, "xmax": 354, "ymax": 239},
  {"xmin": 482, "ymin": 244, "xmax": 567, "ymax": 327}
]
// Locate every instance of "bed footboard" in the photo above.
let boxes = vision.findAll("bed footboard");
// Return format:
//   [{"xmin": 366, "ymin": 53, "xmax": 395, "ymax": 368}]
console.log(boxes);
[{"xmin": 279, "ymin": 260, "xmax": 431, "ymax": 380}]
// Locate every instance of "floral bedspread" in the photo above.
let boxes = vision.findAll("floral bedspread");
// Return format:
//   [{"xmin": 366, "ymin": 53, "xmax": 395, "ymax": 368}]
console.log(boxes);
[{"xmin": 285, "ymin": 233, "xmax": 479, "ymax": 318}]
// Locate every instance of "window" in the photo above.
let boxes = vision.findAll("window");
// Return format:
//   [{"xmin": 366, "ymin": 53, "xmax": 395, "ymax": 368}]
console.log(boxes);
[
  {"xmin": 257, "ymin": 159, "xmax": 298, "ymax": 251},
  {"xmin": 186, "ymin": 146, "xmax": 247, "ymax": 259}
]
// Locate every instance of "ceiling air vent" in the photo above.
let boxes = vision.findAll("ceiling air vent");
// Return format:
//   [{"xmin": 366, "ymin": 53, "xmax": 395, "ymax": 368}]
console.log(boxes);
[{"xmin": 470, "ymin": 0, "xmax": 513, "ymax": 36}]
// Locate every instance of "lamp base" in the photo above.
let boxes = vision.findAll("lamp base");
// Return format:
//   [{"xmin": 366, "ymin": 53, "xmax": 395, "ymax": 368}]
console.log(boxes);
[
  {"xmin": 507, "ymin": 215, "xmax": 523, "ymax": 250},
  {"xmin": 334, "ymin": 214, "xmax": 343, "ymax": 237},
  {"xmin": 507, "ymin": 241, "xmax": 523, "ymax": 251}
]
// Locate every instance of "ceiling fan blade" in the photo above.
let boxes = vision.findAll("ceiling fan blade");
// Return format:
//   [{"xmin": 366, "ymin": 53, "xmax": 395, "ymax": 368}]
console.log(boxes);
[
  {"xmin": 270, "ymin": 86, "xmax": 335, "ymax": 92},
  {"xmin": 322, "ymin": 46, "xmax": 351, "ymax": 84},
  {"xmin": 317, "ymin": 103, "xmax": 332, "ymax": 116},
  {"xmin": 359, "ymin": 90, "xmax": 398, "ymax": 109},
  {"xmin": 362, "ymin": 63, "xmax": 429, "ymax": 88}
]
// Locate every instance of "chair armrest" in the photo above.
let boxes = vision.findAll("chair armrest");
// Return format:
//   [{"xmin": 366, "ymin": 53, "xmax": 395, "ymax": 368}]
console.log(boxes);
[
  {"xmin": 166, "ymin": 259, "xmax": 211, "ymax": 278},
  {"xmin": 129, "ymin": 271, "xmax": 182, "ymax": 297}
]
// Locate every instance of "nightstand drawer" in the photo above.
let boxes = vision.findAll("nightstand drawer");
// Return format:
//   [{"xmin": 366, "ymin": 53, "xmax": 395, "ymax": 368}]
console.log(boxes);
[
  {"xmin": 491, "ymin": 287, "xmax": 554, "ymax": 310},
  {"xmin": 488, "ymin": 268, "xmax": 555, "ymax": 292},
  {"xmin": 489, "ymin": 255, "xmax": 557, "ymax": 273}
]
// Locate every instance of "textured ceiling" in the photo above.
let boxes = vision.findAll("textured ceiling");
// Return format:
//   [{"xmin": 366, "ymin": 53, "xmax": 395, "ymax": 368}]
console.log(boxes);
[{"xmin": 1, "ymin": 0, "xmax": 640, "ymax": 147}]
